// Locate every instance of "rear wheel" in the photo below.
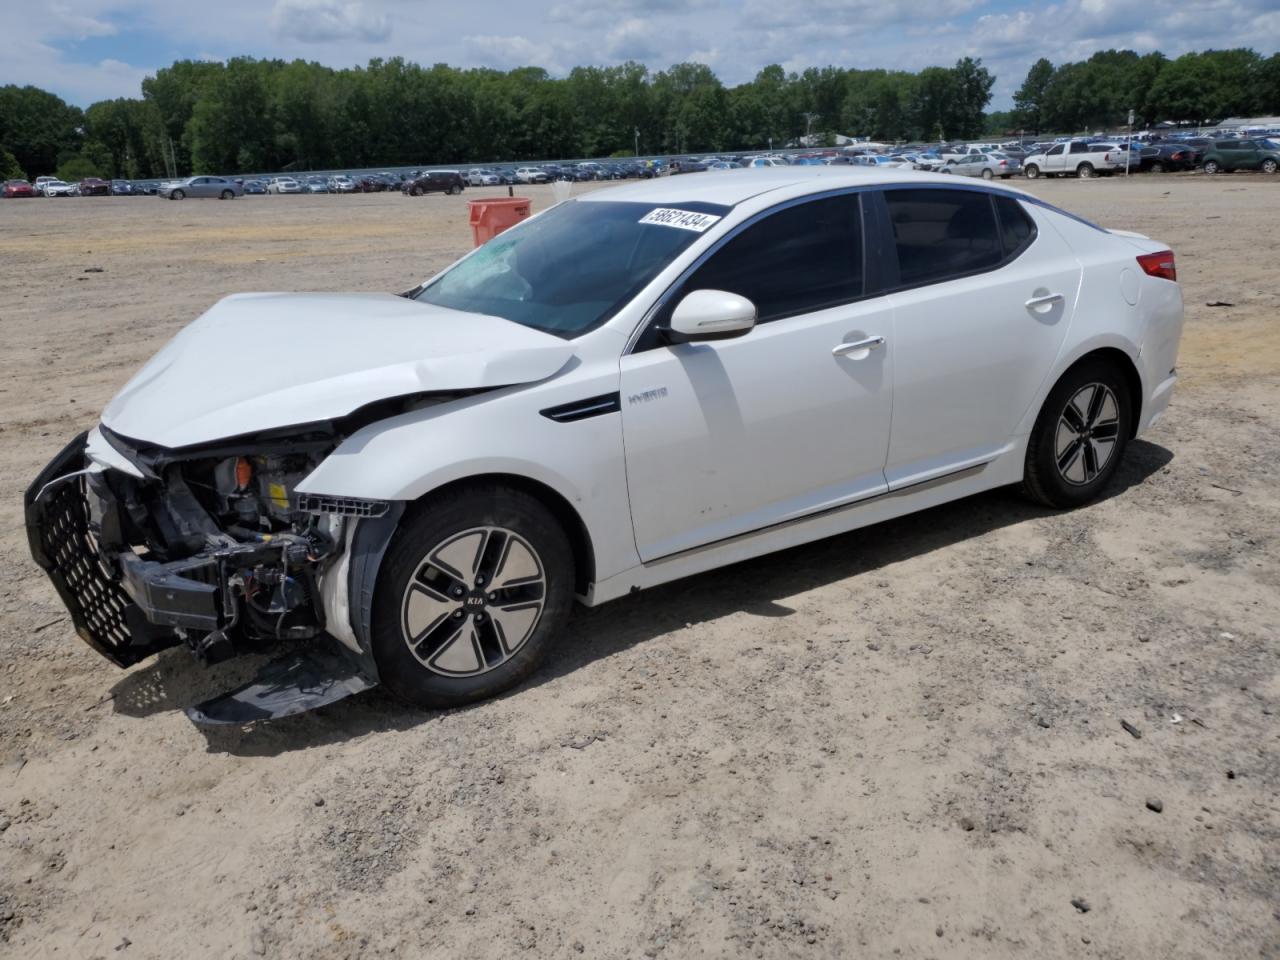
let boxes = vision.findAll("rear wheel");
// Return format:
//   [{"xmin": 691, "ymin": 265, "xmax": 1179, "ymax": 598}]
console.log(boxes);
[
  {"xmin": 220, "ymin": 189, "xmax": 234, "ymax": 199},
  {"xmin": 1262, "ymin": 159, "xmax": 1278, "ymax": 174},
  {"xmin": 410, "ymin": 185, "xmax": 423, "ymax": 196},
  {"xmin": 1077, "ymin": 162, "xmax": 1095, "ymax": 178},
  {"xmin": 1024, "ymin": 164, "xmax": 1040, "ymax": 179},
  {"xmin": 1022, "ymin": 358, "xmax": 1132, "ymax": 509},
  {"xmin": 449, "ymin": 184, "xmax": 462, "ymax": 195},
  {"xmin": 981, "ymin": 168, "xmax": 994, "ymax": 180},
  {"xmin": 1203, "ymin": 159, "xmax": 1220, "ymax": 174},
  {"xmin": 371, "ymin": 485, "xmax": 574, "ymax": 709},
  {"xmin": 170, "ymin": 189, "xmax": 185, "ymax": 200}
]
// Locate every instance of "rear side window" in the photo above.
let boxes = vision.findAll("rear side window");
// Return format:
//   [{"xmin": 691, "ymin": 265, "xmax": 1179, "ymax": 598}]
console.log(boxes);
[
  {"xmin": 885, "ymin": 188, "xmax": 1003, "ymax": 287},
  {"xmin": 994, "ymin": 195, "xmax": 1037, "ymax": 257},
  {"xmin": 682, "ymin": 193, "xmax": 864, "ymax": 323}
]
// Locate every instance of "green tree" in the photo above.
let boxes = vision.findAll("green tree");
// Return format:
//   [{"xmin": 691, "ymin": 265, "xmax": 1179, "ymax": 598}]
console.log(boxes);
[
  {"xmin": 0, "ymin": 85, "xmax": 83, "ymax": 177},
  {"xmin": 1013, "ymin": 58, "xmax": 1055, "ymax": 133},
  {"xmin": 0, "ymin": 147, "xmax": 25, "ymax": 180}
]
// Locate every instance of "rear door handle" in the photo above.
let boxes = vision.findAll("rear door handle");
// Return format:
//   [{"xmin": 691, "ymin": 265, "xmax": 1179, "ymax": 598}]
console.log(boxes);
[
  {"xmin": 832, "ymin": 336, "xmax": 886, "ymax": 357},
  {"xmin": 1025, "ymin": 292, "xmax": 1064, "ymax": 309}
]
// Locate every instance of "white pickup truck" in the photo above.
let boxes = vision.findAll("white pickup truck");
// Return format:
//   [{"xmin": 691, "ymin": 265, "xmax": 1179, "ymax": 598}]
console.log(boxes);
[{"xmin": 1022, "ymin": 141, "xmax": 1125, "ymax": 179}]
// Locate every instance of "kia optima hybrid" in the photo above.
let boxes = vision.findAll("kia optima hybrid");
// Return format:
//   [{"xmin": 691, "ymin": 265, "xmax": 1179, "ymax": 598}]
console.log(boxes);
[{"xmin": 25, "ymin": 169, "xmax": 1183, "ymax": 723}]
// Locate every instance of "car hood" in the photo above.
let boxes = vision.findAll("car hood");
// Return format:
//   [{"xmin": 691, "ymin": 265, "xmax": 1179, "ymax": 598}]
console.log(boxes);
[{"xmin": 101, "ymin": 292, "xmax": 575, "ymax": 449}]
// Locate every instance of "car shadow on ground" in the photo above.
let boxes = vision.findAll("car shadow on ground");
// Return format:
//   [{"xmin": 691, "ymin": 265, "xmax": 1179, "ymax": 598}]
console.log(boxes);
[{"xmin": 111, "ymin": 439, "xmax": 1171, "ymax": 756}]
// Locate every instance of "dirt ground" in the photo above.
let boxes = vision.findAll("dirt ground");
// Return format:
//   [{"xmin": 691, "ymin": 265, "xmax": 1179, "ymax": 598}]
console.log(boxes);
[{"xmin": 0, "ymin": 174, "xmax": 1276, "ymax": 960}]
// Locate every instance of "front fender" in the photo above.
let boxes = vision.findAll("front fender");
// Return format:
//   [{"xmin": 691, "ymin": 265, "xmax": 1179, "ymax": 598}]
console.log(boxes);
[{"xmin": 296, "ymin": 382, "xmax": 641, "ymax": 585}]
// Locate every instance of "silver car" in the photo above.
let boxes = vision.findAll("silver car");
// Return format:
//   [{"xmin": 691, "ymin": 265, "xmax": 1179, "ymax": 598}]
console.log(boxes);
[
  {"xmin": 946, "ymin": 152, "xmax": 1022, "ymax": 180},
  {"xmin": 158, "ymin": 176, "xmax": 244, "ymax": 199}
]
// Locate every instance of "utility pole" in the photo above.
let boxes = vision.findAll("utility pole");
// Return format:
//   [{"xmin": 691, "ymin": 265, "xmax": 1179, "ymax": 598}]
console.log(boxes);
[
  {"xmin": 803, "ymin": 112, "xmax": 819, "ymax": 146},
  {"xmin": 634, "ymin": 126, "xmax": 639, "ymax": 157},
  {"xmin": 1126, "ymin": 109, "xmax": 1134, "ymax": 175}
]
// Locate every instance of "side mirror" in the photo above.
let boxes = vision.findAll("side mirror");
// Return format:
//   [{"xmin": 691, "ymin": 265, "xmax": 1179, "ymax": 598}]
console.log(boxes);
[{"xmin": 666, "ymin": 289, "xmax": 757, "ymax": 343}]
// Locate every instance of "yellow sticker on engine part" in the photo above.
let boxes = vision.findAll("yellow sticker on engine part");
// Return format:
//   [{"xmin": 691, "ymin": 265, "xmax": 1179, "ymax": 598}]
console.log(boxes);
[{"xmin": 268, "ymin": 483, "xmax": 289, "ymax": 507}]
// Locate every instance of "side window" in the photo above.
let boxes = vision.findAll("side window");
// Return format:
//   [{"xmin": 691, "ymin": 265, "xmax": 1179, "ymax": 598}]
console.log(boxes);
[
  {"xmin": 681, "ymin": 194, "xmax": 863, "ymax": 323},
  {"xmin": 994, "ymin": 195, "xmax": 1037, "ymax": 257},
  {"xmin": 1069, "ymin": 142, "xmax": 1089, "ymax": 154},
  {"xmin": 885, "ymin": 188, "xmax": 1003, "ymax": 288},
  {"xmin": 1047, "ymin": 144, "xmax": 1064, "ymax": 156}
]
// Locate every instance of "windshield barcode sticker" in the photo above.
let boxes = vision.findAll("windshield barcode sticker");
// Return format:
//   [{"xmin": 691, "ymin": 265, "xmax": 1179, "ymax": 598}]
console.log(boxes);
[{"xmin": 639, "ymin": 208, "xmax": 722, "ymax": 232}]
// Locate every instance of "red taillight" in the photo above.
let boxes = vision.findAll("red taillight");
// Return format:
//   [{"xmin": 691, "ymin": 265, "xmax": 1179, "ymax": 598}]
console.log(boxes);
[
  {"xmin": 1137, "ymin": 250, "xmax": 1177, "ymax": 282},
  {"xmin": 999, "ymin": 160, "xmax": 1007, "ymax": 166}
]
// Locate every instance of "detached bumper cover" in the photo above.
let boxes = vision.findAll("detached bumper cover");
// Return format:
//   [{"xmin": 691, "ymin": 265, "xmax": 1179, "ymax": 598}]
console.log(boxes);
[{"xmin": 24, "ymin": 432, "xmax": 179, "ymax": 667}]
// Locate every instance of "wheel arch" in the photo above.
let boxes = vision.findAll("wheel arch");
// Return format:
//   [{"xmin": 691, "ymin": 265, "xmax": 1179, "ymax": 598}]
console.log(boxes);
[
  {"xmin": 1051, "ymin": 346, "xmax": 1144, "ymax": 439},
  {"xmin": 409, "ymin": 473, "xmax": 597, "ymax": 596}
]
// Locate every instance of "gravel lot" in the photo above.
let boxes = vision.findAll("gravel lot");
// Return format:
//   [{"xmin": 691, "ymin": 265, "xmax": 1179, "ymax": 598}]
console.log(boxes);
[{"xmin": 0, "ymin": 175, "xmax": 1277, "ymax": 960}]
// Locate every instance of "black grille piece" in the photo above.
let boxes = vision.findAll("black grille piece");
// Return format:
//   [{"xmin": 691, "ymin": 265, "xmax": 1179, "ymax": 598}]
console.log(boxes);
[
  {"xmin": 540, "ymin": 392, "xmax": 622, "ymax": 423},
  {"xmin": 25, "ymin": 433, "xmax": 178, "ymax": 667},
  {"xmin": 294, "ymin": 494, "xmax": 391, "ymax": 518}
]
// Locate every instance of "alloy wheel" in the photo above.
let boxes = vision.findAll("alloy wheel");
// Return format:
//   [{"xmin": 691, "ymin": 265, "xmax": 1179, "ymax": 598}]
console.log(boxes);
[
  {"xmin": 400, "ymin": 526, "xmax": 546, "ymax": 678},
  {"xmin": 1054, "ymin": 383, "xmax": 1120, "ymax": 486}
]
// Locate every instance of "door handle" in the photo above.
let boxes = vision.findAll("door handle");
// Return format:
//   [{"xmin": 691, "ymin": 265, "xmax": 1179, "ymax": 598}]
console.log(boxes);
[
  {"xmin": 1025, "ymin": 292, "xmax": 1064, "ymax": 309},
  {"xmin": 832, "ymin": 336, "xmax": 885, "ymax": 357}
]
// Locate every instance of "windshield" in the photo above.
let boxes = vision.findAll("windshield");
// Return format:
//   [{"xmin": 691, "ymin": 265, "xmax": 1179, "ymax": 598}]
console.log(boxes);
[{"xmin": 413, "ymin": 199, "xmax": 728, "ymax": 338}]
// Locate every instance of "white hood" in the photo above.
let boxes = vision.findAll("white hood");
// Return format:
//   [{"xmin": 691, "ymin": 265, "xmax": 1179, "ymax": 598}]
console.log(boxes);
[{"xmin": 101, "ymin": 292, "xmax": 574, "ymax": 448}]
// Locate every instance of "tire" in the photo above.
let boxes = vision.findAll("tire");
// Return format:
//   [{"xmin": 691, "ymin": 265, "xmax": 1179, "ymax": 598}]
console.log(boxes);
[
  {"xmin": 1024, "ymin": 164, "xmax": 1040, "ymax": 179},
  {"xmin": 1262, "ymin": 159, "xmax": 1278, "ymax": 174},
  {"xmin": 220, "ymin": 189, "xmax": 234, "ymax": 199},
  {"xmin": 1149, "ymin": 161, "xmax": 1164, "ymax": 173},
  {"xmin": 371, "ymin": 484, "xmax": 575, "ymax": 709},
  {"xmin": 410, "ymin": 185, "xmax": 423, "ymax": 196},
  {"xmin": 981, "ymin": 168, "xmax": 994, "ymax": 180},
  {"xmin": 1022, "ymin": 357, "xmax": 1133, "ymax": 509},
  {"xmin": 1077, "ymin": 162, "xmax": 1095, "ymax": 178},
  {"xmin": 449, "ymin": 184, "xmax": 462, "ymax": 195},
  {"xmin": 171, "ymin": 189, "xmax": 185, "ymax": 200},
  {"xmin": 1203, "ymin": 159, "xmax": 1220, "ymax": 174}
]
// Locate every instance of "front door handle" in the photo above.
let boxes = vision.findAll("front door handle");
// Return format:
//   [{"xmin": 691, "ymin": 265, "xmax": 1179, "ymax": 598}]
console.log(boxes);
[
  {"xmin": 1025, "ymin": 292, "xmax": 1064, "ymax": 309},
  {"xmin": 832, "ymin": 336, "xmax": 886, "ymax": 357}
]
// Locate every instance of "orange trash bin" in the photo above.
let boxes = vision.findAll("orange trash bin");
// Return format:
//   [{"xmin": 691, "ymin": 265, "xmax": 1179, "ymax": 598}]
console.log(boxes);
[{"xmin": 467, "ymin": 197, "xmax": 532, "ymax": 246}]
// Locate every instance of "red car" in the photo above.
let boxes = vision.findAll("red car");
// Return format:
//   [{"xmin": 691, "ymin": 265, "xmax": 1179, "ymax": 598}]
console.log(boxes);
[
  {"xmin": 2, "ymin": 179, "xmax": 35, "ymax": 198},
  {"xmin": 78, "ymin": 177, "xmax": 110, "ymax": 196}
]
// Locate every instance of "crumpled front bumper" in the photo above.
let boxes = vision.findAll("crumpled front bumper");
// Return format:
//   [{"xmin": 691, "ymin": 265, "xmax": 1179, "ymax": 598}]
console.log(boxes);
[{"xmin": 24, "ymin": 431, "xmax": 181, "ymax": 667}]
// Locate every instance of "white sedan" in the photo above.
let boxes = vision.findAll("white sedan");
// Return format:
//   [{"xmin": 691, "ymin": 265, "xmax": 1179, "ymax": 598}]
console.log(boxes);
[
  {"xmin": 42, "ymin": 179, "xmax": 77, "ymax": 197},
  {"xmin": 25, "ymin": 169, "xmax": 1184, "ymax": 723},
  {"xmin": 515, "ymin": 167, "xmax": 549, "ymax": 184}
]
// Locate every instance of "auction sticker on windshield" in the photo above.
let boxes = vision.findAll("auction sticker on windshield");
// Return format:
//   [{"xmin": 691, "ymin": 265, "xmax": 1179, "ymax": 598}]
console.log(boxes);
[{"xmin": 639, "ymin": 208, "xmax": 722, "ymax": 232}]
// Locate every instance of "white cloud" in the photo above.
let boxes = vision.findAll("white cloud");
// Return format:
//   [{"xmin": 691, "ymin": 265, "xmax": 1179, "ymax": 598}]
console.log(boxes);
[{"xmin": 269, "ymin": 0, "xmax": 391, "ymax": 44}]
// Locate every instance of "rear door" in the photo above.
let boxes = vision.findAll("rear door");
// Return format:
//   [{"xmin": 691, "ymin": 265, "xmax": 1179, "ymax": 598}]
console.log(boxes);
[{"xmin": 877, "ymin": 187, "xmax": 1082, "ymax": 487}]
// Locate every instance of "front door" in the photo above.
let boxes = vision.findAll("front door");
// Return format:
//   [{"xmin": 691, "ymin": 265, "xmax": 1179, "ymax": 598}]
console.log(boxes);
[
  {"xmin": 1043, "ymin": 143, "xmax": 1067, "ymax": 174},
  {"xmin": 620, "ymin": 193, "xmax": 893, "ymax": 561}
]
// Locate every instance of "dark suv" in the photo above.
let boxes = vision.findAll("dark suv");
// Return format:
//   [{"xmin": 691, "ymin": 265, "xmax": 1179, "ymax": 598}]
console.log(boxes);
[
  {"xmin": 1201, "ymin": 139, "xmax": 1280, "ymax": 174},
  {"xmin": 402, "ymin": 170, "xmax": 465, "ymax": 196}
]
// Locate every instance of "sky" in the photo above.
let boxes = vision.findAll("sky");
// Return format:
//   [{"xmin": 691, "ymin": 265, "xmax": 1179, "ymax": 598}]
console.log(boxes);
[{"xmin": 2, "ymin": 0, "xmax": 1279, "ymax": 112}]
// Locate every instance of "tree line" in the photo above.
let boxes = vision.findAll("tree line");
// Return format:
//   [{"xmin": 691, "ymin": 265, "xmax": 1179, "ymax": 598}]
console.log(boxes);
[
  {"xmin": 0, "ymin": 56, "xmax": 994, "ymax": 180},
  {"xmin": 1002, "ymin": 48, "xmax": 1280, "ymax": 135},
  {"xmin": 3, "ymin": 47, "xmax": 1279, "ymax": 183}
]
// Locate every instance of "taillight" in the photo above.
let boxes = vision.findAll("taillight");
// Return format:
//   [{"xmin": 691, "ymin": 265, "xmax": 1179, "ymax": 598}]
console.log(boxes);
[
  {"xmin": 1137, "ymin": 250, "xmax": 1177, "ymax": 282},
  {"xmin": 999, "ymin": 160, "xmax": 1007, "ymax": 166}
]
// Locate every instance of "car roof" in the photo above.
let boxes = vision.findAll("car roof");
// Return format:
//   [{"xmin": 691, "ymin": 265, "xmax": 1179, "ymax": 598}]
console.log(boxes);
[{"xmin": 576, "ymin": 166, "xmax": 1018, "ymax": 207}]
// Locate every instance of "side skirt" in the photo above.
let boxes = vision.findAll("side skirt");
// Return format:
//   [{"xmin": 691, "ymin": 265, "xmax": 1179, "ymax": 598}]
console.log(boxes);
[{"xmin": 585, "ymin": 442, "xmax": 1025, "ymax": 605}]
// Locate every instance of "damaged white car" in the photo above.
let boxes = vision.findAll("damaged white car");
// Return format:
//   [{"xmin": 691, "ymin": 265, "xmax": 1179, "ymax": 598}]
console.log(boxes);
[{"xmin": 26, "ymin": 168, "xmax": 1184, "ymax": 724}]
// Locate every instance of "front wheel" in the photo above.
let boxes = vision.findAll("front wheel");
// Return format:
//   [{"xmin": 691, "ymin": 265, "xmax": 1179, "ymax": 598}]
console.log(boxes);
[
  {"xmin": 1024, "ymin": 164, "xmax": 1040, "ymax": 179},
  {"xmin": 1149, "ymin": 161, "xmax": 1165, "ymax": 173},
  {"xmin": 1077, "ymin": 162, "xmax": 1095, "ymax": 178},
  {"xmin": 1022, "ymin": 358, "xmax": 1132, "ymax": 509},
  {"xmin": 1262, "ymin": 159, "xmax": 1278, "ymax": 174},
  {"xmin": 371, "ymin": 485, "xmax": 574, "ymax": 709},
  {"xmin": 410, "ymin": 185, "xmax": 423, "ymax": 196}
]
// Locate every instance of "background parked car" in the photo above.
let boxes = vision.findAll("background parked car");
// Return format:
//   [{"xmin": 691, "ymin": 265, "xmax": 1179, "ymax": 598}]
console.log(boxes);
[
  {"xmin": 243, "ymin": 179, "xmax": 267, "ymax": 194},
  {"xmin": 158, "ymin": 176, "xmax": 244, "ymax": 199},
  {"xmin": 466, "ymin": 168, "xmax": 500, "ymax": 186},
  {"xmin": 267, "ymin": 177, "xmax": 303, "ymax": 194},
  {"xmin": 1137, "ymin": 144, "xmax": 1198, "ymax": 173},
  {"xmin": 947, "ymin": 151, "xmax": 1022, "ymax": 179},
  {"xmin": 304, "ymin": 176, "xmax": 329, "ymax": 193},
  {"xmin": 3, "ymin": 179, "xmax": 35, "ymax": 198},
  {"xmin": 42, "ymin": 180, "xmax": 77, "ymax": 197},
  {"xmin": 515, "ymin": 166, "xmax": 549, "ymax": 184},
  {"xmin": 33, "ymin": 176, "xmax": 57, "ymax": 193},
  {"xmin": 78, "ymin": 177, "xmax": 110, "ymax": 196},
  {"xmin": 110, "ymin": 180, "xmax": 133, "ymax": 195},
  {"xmin": 403, "ymin": 170, "xmax": 465, "ymax": 195},
  {"xmin": 1023, "ymin": 141, "xmax": 1123, "ymax": 179},
  {"xmin": 1201, "ymin": 139, "xmax": 1280, "ymax": 174}
]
